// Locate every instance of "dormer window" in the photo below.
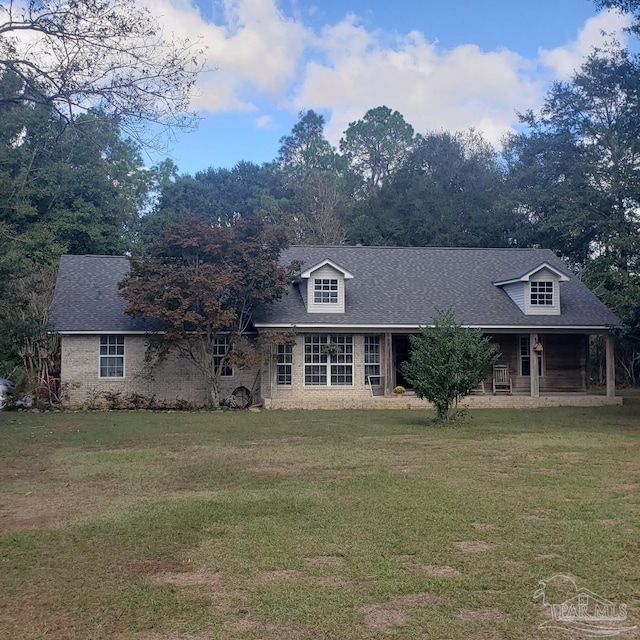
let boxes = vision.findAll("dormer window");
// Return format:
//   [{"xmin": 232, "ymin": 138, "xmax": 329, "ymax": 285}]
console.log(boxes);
[
  {"xmin": 493, "ymin": 262, "xmax": 568, "ymax": 316},
  {"xmin": 300, "ymin": 259, "xmax": 354, "ymax": 314},
  {"xmin": 530, "ymin": 281, "xmax": 554, "ymax": 306},
  {"xmin": 314, "ymin": 278, "xmax": 339, "ymax": 304}
]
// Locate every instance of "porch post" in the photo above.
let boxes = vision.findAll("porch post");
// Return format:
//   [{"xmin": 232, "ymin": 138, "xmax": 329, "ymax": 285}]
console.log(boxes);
[
  {"xmin": 606, "ymin": 334, "xmax": 616, "ymax": 398},
  {"xmin": 530, "ymin": 333, "xmax": 539, "ymax": 398},
  {"xmin": 384, "ymin": 332, "xmax": 393, "ymax": 396}
]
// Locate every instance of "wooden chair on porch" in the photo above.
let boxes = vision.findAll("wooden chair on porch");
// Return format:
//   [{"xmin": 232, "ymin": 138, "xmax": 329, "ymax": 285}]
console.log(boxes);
[{"xmin": 492, "ymin": 365, "xmax": 512, "ymax": 395}]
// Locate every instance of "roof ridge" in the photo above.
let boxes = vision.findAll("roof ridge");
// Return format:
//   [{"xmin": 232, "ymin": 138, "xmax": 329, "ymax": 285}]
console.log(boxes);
[
  {"xmin": 287, "ymin": 245, "xmax": 553, "ymax": 251},
  {"xmin": 61, "ymin": 254, "xmax": 129, "ymax": 258}
]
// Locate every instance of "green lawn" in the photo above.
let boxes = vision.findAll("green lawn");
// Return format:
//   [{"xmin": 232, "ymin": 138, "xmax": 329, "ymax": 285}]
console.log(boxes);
[{"xmin": 1, "ymin": 403, "xmax": 639, "ymax": 639}]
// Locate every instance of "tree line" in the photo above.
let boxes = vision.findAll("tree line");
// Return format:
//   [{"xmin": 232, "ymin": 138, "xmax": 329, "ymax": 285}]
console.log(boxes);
[{"xmin": 1, "ymin": 0, "xmax": 640, "ymax": 394}]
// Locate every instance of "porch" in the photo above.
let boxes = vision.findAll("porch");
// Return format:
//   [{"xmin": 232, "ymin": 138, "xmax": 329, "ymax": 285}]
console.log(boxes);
[
  {"xmin": 262, "ymin": 329, "xmax": 618, "ymax": 409},
  {"xmin": 378, "ymin": 331, "xmax": 617, "ymax": 400}
]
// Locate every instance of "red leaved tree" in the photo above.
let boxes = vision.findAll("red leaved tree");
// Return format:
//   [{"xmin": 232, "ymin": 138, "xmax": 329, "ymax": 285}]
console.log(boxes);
[{"xmin": 119, "ymin": 217, "xmax": 297, "ymax": 408}]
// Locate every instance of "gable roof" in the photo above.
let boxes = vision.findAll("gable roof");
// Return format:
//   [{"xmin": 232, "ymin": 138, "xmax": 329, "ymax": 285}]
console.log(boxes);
[
  {"xmin": 50, "ymin": 247, "xmax": 620, "ymax": 333},
  {"xmin": 493, "ymin": 262, "xmax": 570, "ymax": 286},
  {"xmin": 255, "ymin": 246, "xmax": 619, "ymax": 329},
  {"xmin": 50, "ymin": 255, "xmax": 161, "ymax": 333},
  {"xmin": 300, "ymin": 258, "xmax": 354, "ymax": 279}
]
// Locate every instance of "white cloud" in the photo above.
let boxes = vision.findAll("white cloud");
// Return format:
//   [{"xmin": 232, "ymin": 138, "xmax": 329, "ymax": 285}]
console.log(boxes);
[
  {"xmin": 146, "ymin": 0, "xmax": 309, "ymax": 112},
  {"xmin": 291, "ymin": 9, "xmax": 633, "ymax": 147},
  {"xmin": 145, "ymin": 2, "xmax": 634, "ymax": 147},
  {"xmin": 539, "ymin": 10, "xmax": 631, "ymax": 79},
  {"xmin": 293, "ymin": 24, "xmax": 540, "ymax": 146}
]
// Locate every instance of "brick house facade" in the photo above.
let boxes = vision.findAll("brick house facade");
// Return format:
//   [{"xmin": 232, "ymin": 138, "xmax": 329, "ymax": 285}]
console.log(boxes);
[{"xmin": 51, "ymin": 247, "xmax": 621, "ymax": 409}]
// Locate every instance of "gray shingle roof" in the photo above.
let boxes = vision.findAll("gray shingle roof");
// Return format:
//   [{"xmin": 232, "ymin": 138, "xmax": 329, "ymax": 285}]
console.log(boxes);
[
  {"xmin": 50, "ymin": 247, "xmax": 619, "ymax": 333},
  {"xmin": 259, "ymin": 246, "xmax": 619, "ymax": 329},
  {"xmin": 50, "ymin": 255, "xmax": 161, "ymax": 332}
]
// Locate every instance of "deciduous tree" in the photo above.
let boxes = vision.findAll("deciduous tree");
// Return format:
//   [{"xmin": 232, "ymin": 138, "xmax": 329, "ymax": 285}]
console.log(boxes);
[{"xmin": 119, "ymin": 217, "xmax": 298, "ymax": 408}]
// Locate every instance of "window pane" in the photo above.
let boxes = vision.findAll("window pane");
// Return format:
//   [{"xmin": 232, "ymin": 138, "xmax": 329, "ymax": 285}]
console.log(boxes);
[
  {"xmin": 531, "ymin": 281, "xmax": 554, "ymax": 305},
  {"xmin": 100, "ymin": 336, "xmax": 124, "ymax": 377},
  {"xmin": 304, "ymin": 335, "xmax": 327, "ymax": 363},
  {"xmin": 331, "ymin": 365, "xmax": 352, "ymax": 385},
  {"xmin": 364, "ymin": 336, "xmax": 381, "ymax": 384},
  {"xmin": 213, "ymin": 336, "xmax": 232, "ymax": 377},
  {"xmin": 520, "ymin": 337, "xmax": 530, "ymax": 376},
  {"xmin": 277, "ymin": 344, "xmax": 292, "ymax": 385},
  {"xmin": 305, "ymin": 365, "xmax": 326, "ymax": 385},
  {"xmin": 100, "ymin": 356, "xmax": 123, "ymax": 377},
  {"xmin": 313, "ymin": 278, "xmax": 339, "ymax": 303}
]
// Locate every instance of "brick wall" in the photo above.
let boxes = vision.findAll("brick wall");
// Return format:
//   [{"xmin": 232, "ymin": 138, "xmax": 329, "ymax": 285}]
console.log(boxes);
[{"xmin": 60, "ymin": 335, "xmax": 259, "ymax": 409}]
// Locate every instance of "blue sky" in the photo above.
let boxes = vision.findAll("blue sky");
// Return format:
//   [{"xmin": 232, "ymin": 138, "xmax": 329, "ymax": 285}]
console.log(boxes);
[{"xmin": 145, "ymin": 0, "xmax": 631, "ymax": 175}]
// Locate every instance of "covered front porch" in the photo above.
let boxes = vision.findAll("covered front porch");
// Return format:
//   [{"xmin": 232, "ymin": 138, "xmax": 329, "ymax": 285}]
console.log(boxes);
[
  {"xmin": 262, "ymin": 329, "xmax": 620, "ymax": 409},
  {"xmin": 376, "ymin": 331, "xmax": 617, "ymax": 400}
]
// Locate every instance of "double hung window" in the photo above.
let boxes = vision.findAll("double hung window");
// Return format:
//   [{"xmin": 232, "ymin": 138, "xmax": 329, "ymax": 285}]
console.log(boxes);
[{"xmin": 99, "ymin": 336, "xmax": 124, "ymax": 378}]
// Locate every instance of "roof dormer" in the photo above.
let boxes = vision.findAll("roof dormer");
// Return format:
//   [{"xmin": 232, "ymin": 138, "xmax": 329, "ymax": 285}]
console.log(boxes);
[
  {"xmin": 494, "ymin": 262, "xmax": 569, "ymax": 316},
  {"xmin": 300, "ymin": 259, "xmax": 353, "ymax": 314}
]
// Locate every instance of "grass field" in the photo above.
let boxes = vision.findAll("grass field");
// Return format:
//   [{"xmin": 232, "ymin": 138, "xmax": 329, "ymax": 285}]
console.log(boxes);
[{"xmin": 1, "ymin": 403, "xmax": 639, "ymax": 639}]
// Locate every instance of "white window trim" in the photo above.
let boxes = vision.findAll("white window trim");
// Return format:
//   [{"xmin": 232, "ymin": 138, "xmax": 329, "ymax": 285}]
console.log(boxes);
[
  {"xmin": 303, "ymin": 334, "xmax": 354, "ymax": 387},
  {"xmin": 213, "ymin": 336, "xmax": 234, "ymax": 378},
  {"xmin": 519, "ymin": 336, "xmax": 544, "ymax": 377},
  {"xmin": 99, "ymin": 335, "xmax": 125, "ymax": 379},
  {"xmin": 530, "ymin": 280, "xmax": 554, "ymax": 306},
  {"xmin": 276, "ymin": 343, "xmax": 292, "ymax": 386},
  {"xmin": 364, "ymin": 335, "xmax": 382, "ymax": 385},
  {"xmin": 313, "ymin": 278, "xmax": 339, "ymax": 304}
]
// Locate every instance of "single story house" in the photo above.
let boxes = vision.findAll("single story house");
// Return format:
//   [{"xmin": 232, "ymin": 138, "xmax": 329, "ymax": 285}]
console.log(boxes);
[{"xmin": 50, "ymin": 246, "xmax": 621, "ymax": 409}]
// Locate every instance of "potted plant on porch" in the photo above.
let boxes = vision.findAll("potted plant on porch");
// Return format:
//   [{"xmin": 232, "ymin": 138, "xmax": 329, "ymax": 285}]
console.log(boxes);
[{"xmin": 393, "ymin": 385, "xmax": 406, "ymax": 397}]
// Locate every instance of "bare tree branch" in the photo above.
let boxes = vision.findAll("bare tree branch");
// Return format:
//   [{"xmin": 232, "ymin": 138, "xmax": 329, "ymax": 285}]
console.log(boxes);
[{"xmin": 0, "ymin": 0, "xmax": 206, "ymax": 149}]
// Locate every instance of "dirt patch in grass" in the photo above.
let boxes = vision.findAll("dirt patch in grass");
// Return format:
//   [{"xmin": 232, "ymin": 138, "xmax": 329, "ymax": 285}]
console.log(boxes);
[
  {"xmin": 556, "ymin": 451, "xmax": 588, "ymax": 461},
  {"xmin": 420, "ymin": 564, "xmax": 462, "ymax": 578},
  {"xmin": 357, "ymin": 604, "xmax": 409, "ymax": 629},
  {"xmin": 303, "ymin": 555, "xmax": 344, "ymax": 567},
  {"xmin": 388, "ymin": 464, "xmax": 425, "ymax": 474},
  {"xmin": 247, "ymin": 436, "xmax": 307, "ymax": 447},
  {"xmin": 456, "ymin": 607, "xmax": 509, "ymax": 622},
  {"xmin": 614, "ymin": 483, "xmax": 640, "ymax": 492},
  {"xmin": 223, "ymin": 620, "xmax": 315, "ymax": 639},
  {"xmin": 0, "ymin": 487, "xmax": 117, "ymax": 532},
  {"xmin": 487, "ymin": 469, "xmax": 513, "ymax": 478},
  {"xmin": 472, "ymin": 523, "xmax": 496, "ymax": 532},
  {"xmin": 253, "ymin": 568, "xmax": 350, "ymax": 588},
  {"xmin": 357, "ymin": 592, "xmax": 439, "ymax": 630},
  {"xmin": 150, "ymin": 570, "xmax": 223, "ymax": 587},
  {"xmin": 454, "ymin": 541, "xmax": 494, "ymax": 553},
  {"xmin": 139, "ymin": 634, "xmax": 212, "ymax": 640},
  {"xmin": 596, "ymin": 519, "xmax": 626, "ymax": 526},
  {"xmin": 396, "ymin": 555, "xmax": 462, "ymax": 578}
]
